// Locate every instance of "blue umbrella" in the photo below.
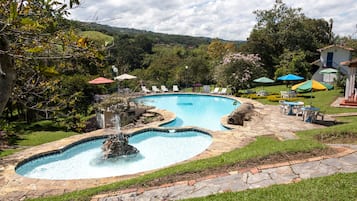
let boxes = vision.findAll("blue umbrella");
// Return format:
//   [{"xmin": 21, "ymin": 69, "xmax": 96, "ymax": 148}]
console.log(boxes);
[{"xmin": 277, "ymin": 74, "xmax": 304, "ymax": 81}]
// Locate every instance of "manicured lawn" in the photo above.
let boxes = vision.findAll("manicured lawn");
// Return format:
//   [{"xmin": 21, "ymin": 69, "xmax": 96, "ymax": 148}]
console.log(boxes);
[
  {"xmin": 18, "ymin": 131, "xmax": 78, "ymax": 146},
  {"xmin": 0, "ymin": 120, "xmax": 79, "ymax": 158},
  {"xmin": 184, "ymin": 173, "xmax": 357, "ymax": 201},
  {"xmin": 0, "ymin": 149, "xmax": 17, "ymax": 157}
]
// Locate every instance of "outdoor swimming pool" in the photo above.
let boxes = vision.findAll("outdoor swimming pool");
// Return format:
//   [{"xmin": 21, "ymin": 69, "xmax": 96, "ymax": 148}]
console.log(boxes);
[
  {"xmin": 16, "ymin": 94, "xmax": 238, "ymax": 180},
  {"xmin": 16, "ymin": 129, "xmax": 212, "ymax": 180},
  {"xmin": 135, "ymin": 94, "xmax": 240, "ymax": 130}
]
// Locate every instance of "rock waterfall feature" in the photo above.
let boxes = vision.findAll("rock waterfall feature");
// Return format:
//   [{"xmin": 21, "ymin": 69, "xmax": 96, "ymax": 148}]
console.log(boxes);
[{"xmin": 101, "ymin": 114, "xmax": 139, "ymax": 159}]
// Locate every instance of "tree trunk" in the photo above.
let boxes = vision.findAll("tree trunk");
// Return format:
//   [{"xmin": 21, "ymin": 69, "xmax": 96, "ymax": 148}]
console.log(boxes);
[{"xmin": 0, "ymin": 36, "xmax": 16, "ymax": 117}]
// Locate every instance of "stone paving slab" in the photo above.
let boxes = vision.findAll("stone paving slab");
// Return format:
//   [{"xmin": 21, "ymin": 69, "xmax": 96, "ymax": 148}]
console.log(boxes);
[{"xmin": 94, "ymin": 145, "xmax": 357, "ymax": 201}]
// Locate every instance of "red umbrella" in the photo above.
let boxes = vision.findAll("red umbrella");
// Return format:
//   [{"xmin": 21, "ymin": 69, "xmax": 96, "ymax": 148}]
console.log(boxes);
[{"xmin": 88, "ymin": 77, "xmax": 114, "ymax": 84}]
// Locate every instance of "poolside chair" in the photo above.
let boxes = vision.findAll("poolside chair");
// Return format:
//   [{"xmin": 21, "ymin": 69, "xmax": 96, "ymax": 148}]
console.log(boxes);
[
  {"xmin": 203, "ymin": 85, "xmax": 211, "ymax": 93},
  {"xmin": 280, "ymin": 91, "xmax": 289, "ymax": 99},
  {"xmin": 211, "ymin": 87, "xmax": 220, "ymax": 94},
  {"xmin": 219, "ymin": 88, "xmax": 227, "ymax": 95},
  {"xmin": 161, "ymin": 85, "xmax": 169, "ymax": 92},
  {"xmin": 279, "ymin": 100, "xmax": 288, "ymax": 114},
  {"xmin": 173, "ymin": 85, "xmax": 179, "ymax": 92},
  {"xmin": 141, "ymin": 86, "xmax": 151, "ymax": 93},
  {"xmin": 294, "ymin": 101, "xmax": 305, "ymax": 117},
  {"xmin": 152, "ymin": 86, "xmax": 161, "ymax": 93}
]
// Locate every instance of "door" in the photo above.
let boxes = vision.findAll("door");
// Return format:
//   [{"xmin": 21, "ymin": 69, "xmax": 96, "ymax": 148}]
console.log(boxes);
[{"xmin": 326, "ymin": 52, "xmax": 333, "ymax": 67}]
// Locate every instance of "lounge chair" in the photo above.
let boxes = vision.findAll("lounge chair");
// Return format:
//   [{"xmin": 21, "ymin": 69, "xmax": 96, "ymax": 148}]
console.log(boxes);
[
  {"xmin": 219, "ymin": 88, "xmax": 227, "ymax": 95},
  {"xmin": 211, "ymin": 87, "xmax": 220, "ymax": 94},
  {"xmin": 203, "ymin": 85, "xmax": 211, "ymax": 93},
  {"xmin": 152, "ymin": 86, "xmax": 161, "ymax": 93},
  {"xmin": 161, "ymin": 85, "xmax": 169, "ymax": 92},
  {"xmin": 173, "ymin": 85, "xmax": 179, "ymax": 92},
  {"xmin": 141, "ymin": 86, "xmax": 151, "ymax": 93}
]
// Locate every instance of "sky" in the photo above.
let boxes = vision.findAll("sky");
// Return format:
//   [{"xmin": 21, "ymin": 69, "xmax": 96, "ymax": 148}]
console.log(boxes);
[{"xmin": 67, "ymin": 0, "xmax": 357, "ymax": 41}]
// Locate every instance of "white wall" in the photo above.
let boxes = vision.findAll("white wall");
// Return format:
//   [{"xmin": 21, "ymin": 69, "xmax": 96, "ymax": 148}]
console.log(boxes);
[{"xmin": 320, "ymin": 46, "xmax": 351, "ymax": 73}]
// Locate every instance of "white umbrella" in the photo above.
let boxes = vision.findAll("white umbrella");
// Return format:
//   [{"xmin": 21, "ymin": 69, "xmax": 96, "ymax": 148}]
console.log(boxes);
[
  {"xmin": 114, "ymin": 73, "xmax": 137, "ymax": 93},
  {"xmin": 114, "ymin": 73, "xmax": 137, "ymax": 81}
]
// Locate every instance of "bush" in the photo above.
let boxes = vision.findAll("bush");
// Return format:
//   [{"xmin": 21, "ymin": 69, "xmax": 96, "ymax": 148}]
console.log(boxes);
[{"xmin": 267, "ymin": 95, "xmax": 299, "ymax": 102}]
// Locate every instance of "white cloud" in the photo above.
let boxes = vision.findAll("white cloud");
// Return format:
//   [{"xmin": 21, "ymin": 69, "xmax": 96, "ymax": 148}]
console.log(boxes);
[{"xmin": 67, "ymin": 0, "xmax": 357, "ymax": 41}]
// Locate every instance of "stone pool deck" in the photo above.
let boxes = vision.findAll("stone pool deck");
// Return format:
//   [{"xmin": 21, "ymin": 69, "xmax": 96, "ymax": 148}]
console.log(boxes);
[{"xmin": 0, "ymin": 96, "xmax": 348, "ymax": 200}]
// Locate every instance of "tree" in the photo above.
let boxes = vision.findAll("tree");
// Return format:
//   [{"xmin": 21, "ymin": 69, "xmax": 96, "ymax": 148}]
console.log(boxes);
[
  {"xmin": 274, "ymin": 50, "xmax": 311, "ymax": 79},
  {"xmin": 214, "ymin": 53, "xmax": 265, "ymax": 94},
  {"xmin": 241, "ymin": 0, "xmax": 332, "ymax": 76},
  {"xmin": 0, "ymin": 0, "xmax": 89, "ymax": 116},
  {"xmin": 207, "ymin": 39, "xmax": 237, "ymax": 63}
]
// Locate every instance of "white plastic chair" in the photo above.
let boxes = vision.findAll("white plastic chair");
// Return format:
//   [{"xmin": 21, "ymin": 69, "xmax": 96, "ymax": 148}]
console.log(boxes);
[
  {"xmin": 173, "ymin": 85, "xmax": 179, "ymax": 92},
  {"xmin": 219, "ymin": 88, "xmax": 227, "ymax": 95},
  {"xmin": 203, "ymin": 85, "xmax": 211, "ymax": 93},
  {"xmin": 279, "ymin": 100, "xmax": 288, "ymax": 114},
  {"xmin": 161, "ymin": 85, "xmax": 169, "ymax": 92},
  {"xmin": 141, "ymin": 86, "xmax": 151, "ymax": 93},
  {"xmin": 211, "ymin": 87, "xmax": 220, "ymax": 94},
  {"xmin": 152, "ymin": 86, "xmax": 161, "ymax": 93}
]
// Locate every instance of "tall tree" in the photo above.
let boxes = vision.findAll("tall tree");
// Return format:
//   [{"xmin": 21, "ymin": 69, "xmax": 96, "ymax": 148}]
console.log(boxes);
[
  {"xmin": 0, "ymin": 0, "xmax": 90, "ymax": 116},
  {"xmin": 241, "ymin": 0, "xmax": 332, "ymax": 76}
]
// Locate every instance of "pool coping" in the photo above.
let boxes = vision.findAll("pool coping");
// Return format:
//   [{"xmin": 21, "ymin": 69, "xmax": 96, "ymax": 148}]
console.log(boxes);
[{"xmin": 0, "ymin": 94, "xmax": 323, "ymax": 200}]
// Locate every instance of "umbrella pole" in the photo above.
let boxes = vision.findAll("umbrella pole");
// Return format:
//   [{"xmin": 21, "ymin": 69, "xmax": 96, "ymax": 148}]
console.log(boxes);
[{"xmin": 309, "ymin": 79, "xmax": 312, "ymax": 105}]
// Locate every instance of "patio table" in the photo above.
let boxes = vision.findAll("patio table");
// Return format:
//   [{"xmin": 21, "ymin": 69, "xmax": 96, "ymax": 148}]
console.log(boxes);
[
  {"xmin": 301, "ymin": 107, "xmax": 320, "ymax": 122},
  {"xmin": 283, "ymin": 101, "xmax": 304, "ymax": 115}
]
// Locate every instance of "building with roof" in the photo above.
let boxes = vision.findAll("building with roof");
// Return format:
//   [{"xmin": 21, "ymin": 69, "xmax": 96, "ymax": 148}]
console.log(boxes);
[{"xmin": 312, "ymin": 44, "xmax": 354, "ymax": 83}]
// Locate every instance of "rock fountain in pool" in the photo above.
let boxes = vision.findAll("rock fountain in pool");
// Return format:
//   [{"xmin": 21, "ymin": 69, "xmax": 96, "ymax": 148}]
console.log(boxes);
[{"xmin": 101, "ymin": 114, "xmax": 139, "ymax": 159}]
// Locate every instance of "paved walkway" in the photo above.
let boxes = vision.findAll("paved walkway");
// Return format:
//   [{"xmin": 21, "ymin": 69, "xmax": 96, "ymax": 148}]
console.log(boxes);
[
  {"xmin": 92, "ymin": 144, "xmax": 357, "ymax": 201},
  {"xmin": 0, "ymin": 96, "xmax": 355, "ymax": 200}
]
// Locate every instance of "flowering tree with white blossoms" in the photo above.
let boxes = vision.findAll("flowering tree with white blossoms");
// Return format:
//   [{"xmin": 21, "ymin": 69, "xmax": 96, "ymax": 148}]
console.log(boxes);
[{"xmin": 214, "ymin": 53, "xmax": 266, "ymax": 94}]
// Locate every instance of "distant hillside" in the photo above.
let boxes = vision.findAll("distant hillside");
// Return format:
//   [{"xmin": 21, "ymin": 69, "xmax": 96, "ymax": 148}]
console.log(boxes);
[
  {"xmin": 79, "ymin": 31, "xmax": 114, "ymax": 46},
  {"xmin": 71, "ymin": 20, "xmax": 245, "ymax": 47}
]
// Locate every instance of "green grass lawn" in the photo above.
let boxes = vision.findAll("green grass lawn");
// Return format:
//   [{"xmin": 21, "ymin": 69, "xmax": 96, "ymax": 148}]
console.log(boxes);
[
  {"xmin": 184, "ymin": 173, "xmax": 357, "ymax": 201},
  {"xmin": 0, "ymin": 149, "xmax": 17, "ymax": 157},
  {"xmin": 18, "ymin": 131, "xmax": 78, "ymax": 146},
  {"xmin": 0, "ymin": 120, "xmax": 79, "ymax": 158}
]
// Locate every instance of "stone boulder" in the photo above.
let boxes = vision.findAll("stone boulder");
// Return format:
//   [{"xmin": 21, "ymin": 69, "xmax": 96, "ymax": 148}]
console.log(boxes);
[
  {"xmin": 227, "ymin": 103, "xmax": 256, "ymax": 126},
  {"xmin": 102, "ymin": 134, "xmax": 139, "ymax": 159}
]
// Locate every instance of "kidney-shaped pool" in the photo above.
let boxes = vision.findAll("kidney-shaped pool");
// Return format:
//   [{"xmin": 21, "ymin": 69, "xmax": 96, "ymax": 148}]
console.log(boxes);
[
  {"xmin": 16, "ymin": 94, "xmax": 239, "ymax": 180},
  {"xmin": 16, "ymin": 129, "xmax": 212, "ymax": 180}
]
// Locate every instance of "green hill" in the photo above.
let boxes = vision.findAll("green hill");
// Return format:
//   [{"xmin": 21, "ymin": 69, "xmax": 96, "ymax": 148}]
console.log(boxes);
[
  {"xmin": 72, "ymin": 20, "xmax": 244, "ymax": 47},
  {"xmin": 79, "ymin": 31, "xmax": 114, "ymax": 46}
]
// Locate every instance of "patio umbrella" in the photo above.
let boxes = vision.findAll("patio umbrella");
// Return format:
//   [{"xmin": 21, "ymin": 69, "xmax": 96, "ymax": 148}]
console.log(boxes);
[
  {"xmin": 291, "ymin": 79, "xmax": 328, "ymax": 92},
  {"xmin": 319, "ymin": 68, "xmax": 338, "ymax": 74},
  {"xmin": 292, "ymin": 79, "xmax": 329, "ymax": 105},
  {"xmin": 277, "ymin": 74, "xmax": 304, "ymax": 81},
  {"xmin": 319, "ymin": 68, "xmax": 338, "ymax": 83},
  {"xmin": 114, "ymin": 73, "xmax": 137, "ymax": 81},
  {"xmin": 253, "ymin": 77, "xmax": 274, "ymax": 90},
  {"xmin": 253, "ymin": 77, "xmax": 275, "ymax": 83},
  {"xmin": 114, "ymin": 73, "xmax": 137, "ymax": 93},
  {"xmin": 88, "ymin": 77, "xmax": 114, "ymax": 84}
]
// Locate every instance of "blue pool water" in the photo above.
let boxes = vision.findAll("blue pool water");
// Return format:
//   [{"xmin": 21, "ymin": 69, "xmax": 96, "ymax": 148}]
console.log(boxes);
[
  {"xmin": 135, "ymin": 94, "xmax": 240, "ymax": 130},
  {"xmin": 16, "ymin": 130, "xmax": 212, "ymax": 180}
]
